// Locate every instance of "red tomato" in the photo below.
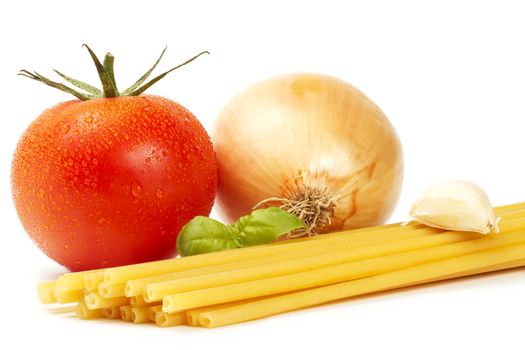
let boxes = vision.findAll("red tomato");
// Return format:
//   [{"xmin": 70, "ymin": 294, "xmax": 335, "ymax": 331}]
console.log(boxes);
[{"xmin": 11, "ymin": 95, "xmax": 217, "ymax": 271}]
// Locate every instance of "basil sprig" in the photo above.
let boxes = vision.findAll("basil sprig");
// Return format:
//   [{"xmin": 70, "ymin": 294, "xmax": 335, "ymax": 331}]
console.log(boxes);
[{"xmin": 176, "ymin": 207, "xmax": 306, "ymax": 257}]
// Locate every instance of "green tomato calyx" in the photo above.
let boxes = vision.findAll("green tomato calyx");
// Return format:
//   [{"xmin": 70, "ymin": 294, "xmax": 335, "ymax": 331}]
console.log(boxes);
[{"xmin": 18, "ymin": 44, "xmax": 209, "ymax": 100}]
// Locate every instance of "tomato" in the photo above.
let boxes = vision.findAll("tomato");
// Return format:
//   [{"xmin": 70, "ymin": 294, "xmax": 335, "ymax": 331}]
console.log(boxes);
[{"xmin": 11, "ymin": 95, "xmax": 217, "ymax": 271}]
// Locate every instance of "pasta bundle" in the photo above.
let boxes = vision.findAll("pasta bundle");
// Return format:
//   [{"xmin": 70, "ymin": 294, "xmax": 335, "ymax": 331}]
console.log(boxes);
[{"xmin": 37, "ymin": 202, "xmax": 525, "ymax": 328}]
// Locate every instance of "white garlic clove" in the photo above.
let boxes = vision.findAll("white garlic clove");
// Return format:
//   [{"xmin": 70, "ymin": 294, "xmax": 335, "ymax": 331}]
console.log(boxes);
[{"xmin": 409, "ymin": 180, "xmax": 500, "ymax": 234}]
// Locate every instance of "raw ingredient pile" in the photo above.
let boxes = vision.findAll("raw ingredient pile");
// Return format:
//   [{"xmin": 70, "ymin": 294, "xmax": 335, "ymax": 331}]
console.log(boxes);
[
  {"xmin": 10, "ymin": 45, "xmax": 525, "ymax": 328},
  {"xmin": 39, "ymin": 201, "xmax": 525, "ymax": 328}
]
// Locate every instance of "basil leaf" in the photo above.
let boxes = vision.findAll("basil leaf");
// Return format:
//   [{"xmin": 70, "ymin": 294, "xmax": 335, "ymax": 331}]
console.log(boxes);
[
  {"xmin": 234, "ymin": 207, "xmax": 306, "ymax": 247},
  {"xmin": 176, "ymin": 208, "xmax": 306, "ymax": 257},
  {"xmin": 176, "ymin": 216, "xmax": 238, "ymax": 257}
]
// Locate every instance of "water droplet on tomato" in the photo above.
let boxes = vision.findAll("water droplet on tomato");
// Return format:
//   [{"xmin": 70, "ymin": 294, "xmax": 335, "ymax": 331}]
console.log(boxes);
[
  {"xmin": 145, "ymin": 157, "xmax": 151, "ymax": 163},
  {"xmin": 84, "ymin": 116, "xmax": 94, "ymax": 123},
  {"xmin": 38, "ymin": 189, "xmax": 45, "ymax": 197},
  {"xmin": 63, "ymin": 244, "xmax": 69, "ymax": 249},
  {"xmin": 155, "ymin": 189, "xmax": 164, "ymax": 199},
  {"xmin": 98, "ymin": 217, "xmax": 107, "ymax": 224},
  {"xmin": 131, "ymin": 182, "xmax": 144, "ymax": 198},
  {"xmin": 61, "ymin": 124, "xmax": 71, "ymax": 133},
  {"xmin": 162, "ymin": 148, "xmax": 169, "ymax": 157}
]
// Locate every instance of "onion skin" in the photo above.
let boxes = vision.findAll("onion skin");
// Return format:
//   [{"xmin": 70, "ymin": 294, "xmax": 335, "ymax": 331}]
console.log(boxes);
[{"xmin": 213, "ymin": 73, "xmax": 403, "ymax": 233}]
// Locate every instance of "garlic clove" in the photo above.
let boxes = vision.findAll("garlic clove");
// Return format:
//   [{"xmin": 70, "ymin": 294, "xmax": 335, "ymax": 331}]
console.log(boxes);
[{"xmin": 409, "ymin": 180, "xmax": 500, "ymax": 234}]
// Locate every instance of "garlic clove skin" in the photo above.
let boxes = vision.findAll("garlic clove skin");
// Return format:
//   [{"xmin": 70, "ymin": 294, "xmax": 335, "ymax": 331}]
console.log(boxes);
[{"xmin": 409, "ymin": 180, "xmax": 500, "ymax": 234}]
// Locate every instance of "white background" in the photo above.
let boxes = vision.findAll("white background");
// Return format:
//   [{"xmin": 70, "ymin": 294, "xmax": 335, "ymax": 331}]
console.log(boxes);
[{"xmin": 1, "ymin": 0, "xmax": 525, "ymax": 349}]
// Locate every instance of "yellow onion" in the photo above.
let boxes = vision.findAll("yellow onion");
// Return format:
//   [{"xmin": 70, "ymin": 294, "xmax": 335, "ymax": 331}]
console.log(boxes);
[{"xmin": 213, "ymin": 73, "xmax": 403, "ymax": 237}]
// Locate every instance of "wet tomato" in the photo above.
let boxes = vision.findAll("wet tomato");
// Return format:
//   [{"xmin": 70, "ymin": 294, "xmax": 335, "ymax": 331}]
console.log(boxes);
[{"xmin": 12, "ymin": 95, "xmax": 217, "ymax": 271}]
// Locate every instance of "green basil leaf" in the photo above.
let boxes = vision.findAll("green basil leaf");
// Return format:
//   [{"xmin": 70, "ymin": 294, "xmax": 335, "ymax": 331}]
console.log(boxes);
[
  {"xmin": 176, "ymin": 208, "xmax": 306, "ymax": 257},
  {"xmin": 234, "ymin": 207, "xmax": 306, "ymax": 247},
  {"xmin": 176, "ymin": 216, "xmax": 237, "ymax": 257}
]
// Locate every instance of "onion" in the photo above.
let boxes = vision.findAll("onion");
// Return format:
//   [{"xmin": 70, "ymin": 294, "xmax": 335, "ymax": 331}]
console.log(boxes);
[{"xmin": 213, "ymin": 73, "xmax": 403, "ymax": 237}]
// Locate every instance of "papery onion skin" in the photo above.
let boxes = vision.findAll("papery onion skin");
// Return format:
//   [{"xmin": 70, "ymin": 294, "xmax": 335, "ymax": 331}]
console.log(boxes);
[{"xmin": 213, "ymin": 73, "xmax": 403, "ymax": 234}]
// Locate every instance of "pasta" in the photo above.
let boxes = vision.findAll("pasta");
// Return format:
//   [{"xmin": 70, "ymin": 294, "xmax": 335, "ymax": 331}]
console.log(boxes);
[
  {"xmin": 37, "ymin": 281, "xmax": 57, "ymax": 304},
  {"xmin": 197, "ymin": 243, "xmax": 525, "ymax": 327},
  {"xmin": 185, "ymin": 298, "xmax": 269, "ymax": 326},
  {"xmin": 55, "ymin": 288, "xmax": 83, "ymax": 304},
  {"xmin": 76, "ymin": 299, "xmax": 103, "ymax": 320},
  {"xmin": 127, "ymin": 205, "xmax": 524, "ymax": 299},
  {"xmin": 144, "ymin": 228, "xmax": 486, "ymax": 301},
  {"xmin": 102, "ymin": 306, "xmax": 121, "ymax": 319},
  {"xmin": 98, "ymin": 282, "xmax": 126, "ymax": 298},
  {"xmin": 56, "ymin": 269, "xmax": 105, "ymax": 292},
  {"xmin": 130, "ymin": 295, "xmax": 149, "ymax": 307},
  {"xmin": 84, "ymin": 293, "xmax": 129, "ymax": 310},
  {"xmin": 148, "ymin": 305, "xmax": 163, "ymax": 322},
  {"xmin": 186, "ymin": 258, "xmax": 525, "ymax": 327},
  {"xmin": 105, "ymin": 227, "xmax": 442, "ymax": 285},
  {"xmin": 123, "ymin": 226, "xmax": 443, "ymax": 298},
  {"xmin": 34, "ymin": 201, "xmax": 525, "ymax": 329},
  {"xmin": 84, "ymin": 272, "xmax": 105, "ymax": 293},
  {"xmin": 103, "ymin": 202, "xmax": 523, "ymax": 286},
  {"xmin": 155, "ymin": 311, "xmax": 186, "ymax": 327},
  {"xmin": 131, "ymin": 306, "xmax": 152, "ymax": 324},
  {"xmin": 148, "ymin": 218, "xmax": 525, "ymax": 302},
  {"xmin": 162, "ymin": 225, "xmax": 525, "ymax": 313},
  {"xmin": 120, "ymin": 305, "xmax": 133, "ymax": 322},
  {"xmin": 415, "ymin": 257, "xmax": 525, "ymax": 285}
]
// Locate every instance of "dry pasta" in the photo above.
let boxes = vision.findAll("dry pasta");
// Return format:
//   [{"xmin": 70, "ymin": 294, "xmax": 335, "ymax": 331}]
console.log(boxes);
[
  {"xmin": 162, "ymin": 225, "xmax": 525, "ymax": 313},
  {"xmin": 197, "ymin": 243, "xmax": 525, "ymax": 328},
  {"xmin": 84, "ymin": 272, "xmax": 105, "ymax": 293},
  {"xmin": 103, "ymin": 202, "xmax": 523, "ymax": 286},
  {"xmin": 147, "ymin": 218, "xmax": 525, "ymax": 302},
  {"xmin": 55, "ymin": 288, "xmax": 83, "ymax": 304},
  {"xmin": 120, "ymin": 305, "xmax": 133, "ymax": 322},
  {"xmin": 84, "ymin": 293, "xmax": 129, "ymax": 310},
  {"xmin": 155, "ymin": 311, "xmax": 186, "ymax": 327},
  {"xmin": 34, "ymin": 201, "xmax": 525, "ymax": 329},
  {"xmin": 131, "ymin": 306, "xmax": 152, "ymax": 324},
  {"xmin": 76, "ymin": 299, "xmax": 103, "ymax": 320},
  {"xmin": 98, "ymin": 282, "xmax": 126, "ymax": 298},
  {"xmin": 128, "ymin": 204, "xmax": 525, "ymax": 299},
  {"xmin": 102, "ymin": 306, "xmax": 121, "ymax": 319},
  {"xmin": 144, "ymin": 228, "xmax": 485, "ymax": 301},
  {"xmin": 37, "ymin": 281, "xmax": 57, "ymax": 304},
  {"xmin": 148, "ymin": 305, "xmax": 163, "ymax": 322}
]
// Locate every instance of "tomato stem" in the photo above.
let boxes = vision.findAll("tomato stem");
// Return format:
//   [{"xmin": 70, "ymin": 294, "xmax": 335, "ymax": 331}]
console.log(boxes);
[
  {"xmin": 18, "ymin": 45, "xmax": 209, "ymax": 100},
  {"xmin": 18, "ymin": 70, "xmax": 93, "ymax": 100},
  {"xmin": 103, "ymin": 53, "xmax": 118, "ymax": 94},
  {"xmin": 129, "ymin": 50, "xmax": 210, "ymax": 96},
  {"xmin": 82, "ymin": 44, "xmax": 119, "ymax": 98}
]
